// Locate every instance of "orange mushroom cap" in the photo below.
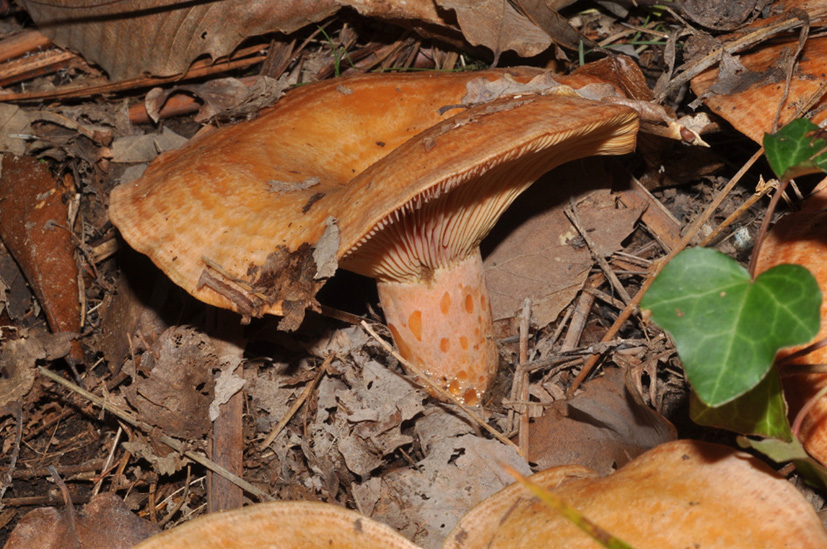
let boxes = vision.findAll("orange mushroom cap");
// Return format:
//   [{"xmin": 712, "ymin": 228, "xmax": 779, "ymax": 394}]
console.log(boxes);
[
  {"xmin": 444, "ymin": 439, "xmax": 827, "ymax": 548},
  {"xmin": 109, "ymin": 69, "xmax": 639, "ymax": 403},
  {"xmin": 134, "ymin": 501, "xmax": 418, "ymax": 549}
]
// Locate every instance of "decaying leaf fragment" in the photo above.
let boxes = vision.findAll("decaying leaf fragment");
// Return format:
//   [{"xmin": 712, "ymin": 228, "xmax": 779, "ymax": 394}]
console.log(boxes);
[
  {"xmin": 0, "ymin": 155, "xmax": 81, "ymax": 341},
  {"xmin": 123, "ymin": 326, "xmax": 216, "ymax": 440},
  {"xmin": 690, "ymin": 6, "xmax": 827, "ymax": 143},
  {"xmin": 5, "ymin": 492, "xmax": 160, "ymax": 549},
  {"xmin": 19, "ymin": 0, "xmax": 554, "ymax": 82},
  {"xmin": 527, "ymin": 368, "xmax": 676, "ymax": 473},
  {"xmin": 0, "ymin": 329, "xmax": 75, "ymax": 412}
]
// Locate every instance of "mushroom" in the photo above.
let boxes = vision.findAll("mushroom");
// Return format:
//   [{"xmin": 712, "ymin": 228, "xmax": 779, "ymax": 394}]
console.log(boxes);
[
  {"xmin": 444, "ymin": 439, "xmax": 827, "ymax": 547},
  {"xmin": 134, "ymin": 501, "xmax": 419, "ymax": 549},
  {"xmin": 109, "ymin": 69, "xmax": 639, "ymax": 404}
]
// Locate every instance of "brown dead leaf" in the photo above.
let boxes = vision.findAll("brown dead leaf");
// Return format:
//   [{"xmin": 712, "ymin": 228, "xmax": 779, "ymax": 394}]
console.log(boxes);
[
  {"xmin": 678, "ymin": 0, "xmax": 768, "ymax": 31},
  {"xmin": 110, "ymin": 127, "xmax": 188, "ymax": 164},
  {"xmin": 514, "ymin": 0, "xmax": 595, "ymax": 51},
  {"xmin": 690, "ymin": 19, "xmax": 827, "ymax": 143},
  {"xmin": 123, "ymin": 326, "xmax": 216, "ymax": 440},
  {"xmin": 528, "ymin": 367, "xmax": 677, "ymax": 474},
  {"xmin": 20, "ymin": 0, "xmax": 553, "ymax": 82},
  {"xmin": 436, "ymin": 0, "xmax": 551, "ymax": 61},
  {"xmin": 145, "ymin": 78, "xmax": 249, "ymax": 124},
  {"xmin": 483, "ymin": 163, "xmax": 643, "ymax": 328},
  {"xmin": 18, "ymin": 0, "xmax": 340, "ymax": 81},
  {"xmin": 0, "ymin": 329, "xmax": 74, "ymax": 413},
  {"xmin": 0, "ymin": 104, "xmax": 33, "ymax": 155},
  {"xmin": 0, "ymin": 155, "xmax": 81, "ymax": 339},
  {"xmin": 4, "ymin": 492, "xmax": 159, "ymax": 549}
]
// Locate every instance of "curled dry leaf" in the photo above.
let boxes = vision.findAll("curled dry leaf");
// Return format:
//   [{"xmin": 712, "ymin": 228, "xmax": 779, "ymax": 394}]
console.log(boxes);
[{"xmin": 444, "ymin": 439, "xmax": 827, "ymax": 548}]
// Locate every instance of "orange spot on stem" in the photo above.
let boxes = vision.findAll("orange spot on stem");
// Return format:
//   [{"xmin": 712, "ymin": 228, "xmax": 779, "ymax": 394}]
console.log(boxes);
[
  {"xmin": 464, "ymin": 293, "xmax": 474, "ymax": 313},
  {"xmin": 440, "ymin": 292, "xmax": 451, "ymax": 315},
  {"xmin": 440, "ymin": 338, "xmax": 450, "ymax": 352},
  {"xmin": 388, "ymin": 324, "xmax": 413, "ymax": 361},
  {"xmin": 408, "ymin": 310, "xmax": 423, "ymax": 341}
]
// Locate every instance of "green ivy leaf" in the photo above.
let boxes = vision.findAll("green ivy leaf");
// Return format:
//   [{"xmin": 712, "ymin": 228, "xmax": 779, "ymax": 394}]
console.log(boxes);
[
  {"xmin": 690, "ymin": 369, "xmax": 791, "ymax": 440},
  {"xmin": 641, "ymin": 248, "xmax": 821, "ymax": 406},
  {"xmin": 763, "ymin": 118, "xmax": 827, "ymax": 180},
  {"xmin": 739, "ymin": 436, "xmax": 827, "ymax": 489}
]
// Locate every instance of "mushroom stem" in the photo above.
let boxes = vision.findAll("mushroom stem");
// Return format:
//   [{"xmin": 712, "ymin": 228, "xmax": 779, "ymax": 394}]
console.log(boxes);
[{"xmin": 377, "ymin": 249, "xmax": 497, "ymax": 405}]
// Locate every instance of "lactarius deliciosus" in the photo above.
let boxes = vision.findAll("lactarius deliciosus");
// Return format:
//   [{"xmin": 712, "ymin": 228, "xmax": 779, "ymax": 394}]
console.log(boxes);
[
  {"xmin": 134, "ymin": 501, "xmax": 418, "ymax": 549},
  {"xmin": 444, "ymin": 439, "xmax": 827, "ymax": 548},
  {"xmin": 109, "ymin": 69, "xmax": 639, "ymax": 405},
  {"xmin": 756, "ymin": 191, "xmax": 827, "ymax": 465}
]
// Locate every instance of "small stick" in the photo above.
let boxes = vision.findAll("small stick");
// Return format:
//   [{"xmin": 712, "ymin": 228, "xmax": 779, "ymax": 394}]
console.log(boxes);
[
  {"xmin": 91, "ymin": 425, "xmax": 122, "ymax": 498},
  {"xmin": 38, "ymin": 367, "xmax": 273, "ymax": 502},
  {"xmin": 566, "ymin": 200, "xmax": 632, "ymax": 304},
  {"xmin": 517, "ymin": 298, "xmax": 532, "ymax": 457},
  {"xmin": 361, "ymin": 321, "xmax": 522, "ymax": 455},
  {"xmin": 259, "ymin": 354, "xmax": 332, "ymax": 450},
  {"xmin": 0, "ymin": 407, "xmax": 23, "ymax": 507},
  {"xmin": 699, "ymin": 178, "xmax": 776, "ymax": 247}
]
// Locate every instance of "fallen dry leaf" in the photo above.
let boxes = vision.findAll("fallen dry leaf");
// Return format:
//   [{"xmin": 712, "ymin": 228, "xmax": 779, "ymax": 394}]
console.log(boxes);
[
  {"xmin": 123, "ymin": 326, "xmax": 217, "ymax": 440},
  {"xmin": 0, "ymin": 155, "xmax": 81, "ymax": 343},
  {"xmin": 436, "ymin": 0, "xmax": 551, "ymax": 61},
  {"xmin": 18, "ymin": 0, "xmax": 340, "ymax": 81},
  {"xmin": 527, "ymin": 367, "xmax": 677, "ymax": 474},
  {"xmin": 0, "ymin": 329, "xmax": 74, "ymax": 413},
  {"xmin": 445, "ymin": 439, "xmax": 827, "ymax": 548},
  {"xmin": 4, "ymin": 492, "xmax": 159, "ymax": 549},
  {"xmin": 19, "ymin": 0, "xmax": 553, "ymax": 82},
  {"xmin": 359, "ymin": 428, "xmax": 531, "ymax": 548},
  {"xmin": 483, "ymin": 164, "xmax": 643, "ymax": 328},
  {"xmin": 677, "ymin": 0, "xmax": 768, "ymax": 31},
  {"xmin": 690, "ymin": 15, "xmax": 827, "ymax": 142},
  {"xmin": 110, "ymin": 127, "xmax": 188, "ymax": 164}
]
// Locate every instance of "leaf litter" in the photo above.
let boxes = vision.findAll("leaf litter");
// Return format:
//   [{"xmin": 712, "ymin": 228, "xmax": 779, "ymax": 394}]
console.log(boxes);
[{"xmin": 1, "ymin": 0, "xmax": 826, "ymax": 546}]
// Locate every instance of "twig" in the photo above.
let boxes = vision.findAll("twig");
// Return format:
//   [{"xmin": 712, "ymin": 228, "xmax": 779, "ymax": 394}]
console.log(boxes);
[
  {"xmin": 517, "ymin": 298, "xmax": 532, "ymax": 457},
  {"xmin": 565, "ymin": 200, "xmax": 631, "ymax": 304},
  {"xmin": 259, "ymin": 354, "xmax": 331, "ymax": 451},
  {"xmin": 0, "ymin": 407, "xmax": 23, "ymax": 509},
  {"xmin": 360, "ymin": 321, "xmax": 522, "ymax": 455},
  {"xmin": 91, "ymin": 425, "xmax": 122, "ymax": 498},
  {"xmin": 699, "ymin": 178, "xmax": 776, "ymax": 247},
  {"xmin": 157, "ymin": 465, "xmax": 192, "ymax": 527},
  {"xmin": 38, "ymin": 367, "xmax": 273, "ymax": 502}
]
